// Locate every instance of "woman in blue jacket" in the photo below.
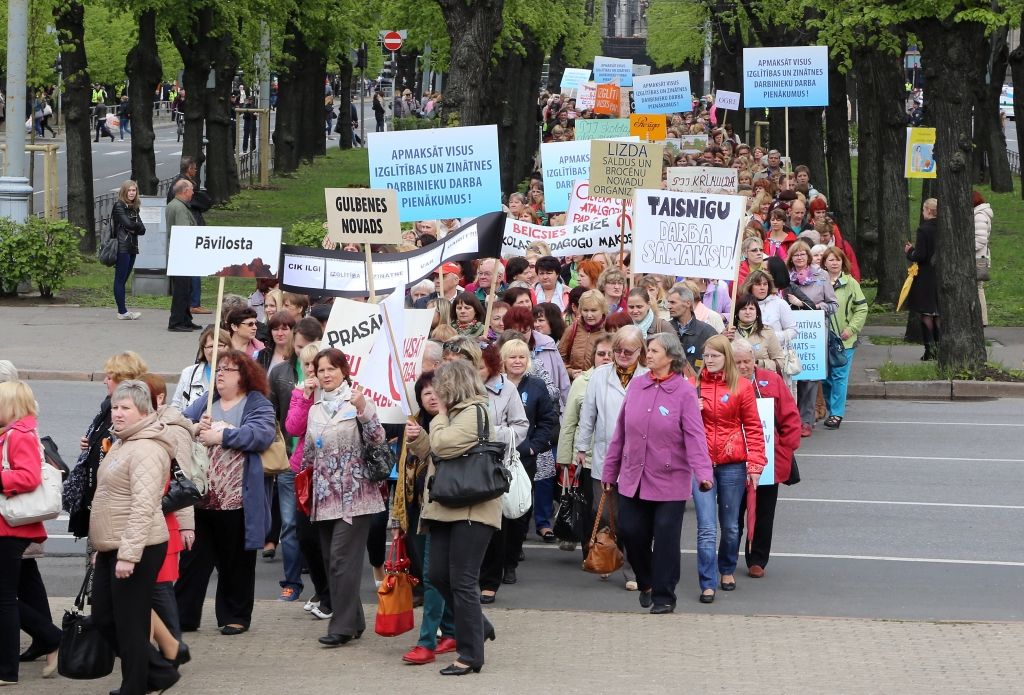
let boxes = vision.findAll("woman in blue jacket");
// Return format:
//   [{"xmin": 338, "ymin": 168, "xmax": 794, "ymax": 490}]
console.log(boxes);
[{"xmin": 177, "ymin": 350, "xmax": 276, "ymax": 636}]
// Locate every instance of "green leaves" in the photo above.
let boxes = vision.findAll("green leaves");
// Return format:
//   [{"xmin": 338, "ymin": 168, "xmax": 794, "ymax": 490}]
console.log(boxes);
[{"xmin": 0, "ymin": 217, "xmax": 86, "ymax": 297}]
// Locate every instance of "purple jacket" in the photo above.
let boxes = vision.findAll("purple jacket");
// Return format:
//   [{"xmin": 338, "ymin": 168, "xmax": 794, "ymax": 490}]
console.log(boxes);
[{"xmin": 601, "ymin": 373, "xmax": 713, "ymax": 502}]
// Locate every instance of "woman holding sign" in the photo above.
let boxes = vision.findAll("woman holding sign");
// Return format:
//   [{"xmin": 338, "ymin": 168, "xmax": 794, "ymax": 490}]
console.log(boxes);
[{"xmin": 691, "ymin": 335, "xmax": 766, "ymax": 604}]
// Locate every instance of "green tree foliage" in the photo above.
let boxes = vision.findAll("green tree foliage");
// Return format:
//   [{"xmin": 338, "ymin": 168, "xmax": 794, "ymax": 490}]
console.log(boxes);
[{"xmin": 646, "ymin": 0, "xmax": 706, "ymax": 69}]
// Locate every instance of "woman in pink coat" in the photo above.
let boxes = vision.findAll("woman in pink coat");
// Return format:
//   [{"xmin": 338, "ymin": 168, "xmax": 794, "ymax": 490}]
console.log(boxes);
[{"xmin": 601, "ymin": 332, "xmax": 714, "ymax": 615}]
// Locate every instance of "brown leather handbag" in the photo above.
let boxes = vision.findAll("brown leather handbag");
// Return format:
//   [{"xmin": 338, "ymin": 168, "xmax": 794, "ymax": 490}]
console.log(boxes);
[{"xmin": 582, "ymin": 489, "xmax": 624, "ymax": 575}]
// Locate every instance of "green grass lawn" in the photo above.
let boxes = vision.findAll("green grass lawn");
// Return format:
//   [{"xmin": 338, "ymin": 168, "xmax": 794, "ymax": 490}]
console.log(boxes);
[{"xmin": 56, "ymin": 148, "xmax": 372, "ymax": 309}]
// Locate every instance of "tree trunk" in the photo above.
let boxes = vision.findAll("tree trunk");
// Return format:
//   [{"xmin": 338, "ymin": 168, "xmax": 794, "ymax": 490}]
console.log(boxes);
[
  {"xmin": 918, "ymin": 17, "xmax": 986, "ymax": 374},
  {"xmin": 203, "ymin": 29, "xmax": 240, "ymax": 203},
  {"xmin": 787, "ymin": 107, "xmax": 825, "ymax": 186},
  {"xmin": 852, "ymin": 48, "xmax": 880, "ymax": 281},
  {"xmin": 396, "ymin": 51, "xmax": 420, "ymax": 97},
  {"xmin": 548, "ymin": 37, "xmax": 567, "ymax": 94},
  {"xmin": 126, "ymin": 10, "xmax": 162, "ymax": 196},
  {"xmin": 273, "ymin": 20, "xmax": 328, "ymax": 173},
  {"xmin": 436, "ymin": 0, "xmax": 505, "ymax": 126},
  {"xmin": 53, "ymin": 0, "xmax": 95, "ymax": 251},
  {"xmin": 1010, "ymin": 13, "xmax": 1024, "ymax": 200},
  {"xmin": 873, "ymin": 45, "xmax": 909, "ymax": 305},
  {"xmin": 337, "ymin": 56, "xmax": 354, "ymax": 151},
  {"xmin": 484, "ymin": 29, "xmax": 545, "ymax": 194},
  {"xmin": 981, "ymin": 25, "xmax": 1013, "ymax": 192},
  {"xmin": 825, "ymin": 60, "xmax": 855, "ymax": 243},
  {"xmin": 711, "ymin": 16, "xmax": 746, "ymax": 142},
  {"xmin": 170, "ymin": 23, "xmax": 210, "ymax": 174}
]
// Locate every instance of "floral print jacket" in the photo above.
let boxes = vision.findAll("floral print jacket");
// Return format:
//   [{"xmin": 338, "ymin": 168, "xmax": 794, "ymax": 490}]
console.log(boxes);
[{"xmin": 301, "ymin": 398, "xmax": 386, "ymax": 523}]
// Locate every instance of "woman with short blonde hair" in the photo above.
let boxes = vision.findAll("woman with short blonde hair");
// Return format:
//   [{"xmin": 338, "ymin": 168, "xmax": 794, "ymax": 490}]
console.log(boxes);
[{"xmin": 558, "ymin": 290, "xmax": 609, "ymax": 379}]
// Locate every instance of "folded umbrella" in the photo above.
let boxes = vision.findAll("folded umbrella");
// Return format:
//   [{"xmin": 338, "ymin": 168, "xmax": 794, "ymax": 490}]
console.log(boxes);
[
  {"xmin": 745, "ymin": 478, "xmax": 757, "ymax": 554},
  {"xmin": 896, "ymin": 262, "xmax": 919, "ymax": 312}
]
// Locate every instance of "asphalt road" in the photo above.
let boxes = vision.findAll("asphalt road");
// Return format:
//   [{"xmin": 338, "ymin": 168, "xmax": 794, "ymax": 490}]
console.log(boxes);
[{"xmin": 28, "ymin": 380, "xmax": 1024, "ymax": 622}]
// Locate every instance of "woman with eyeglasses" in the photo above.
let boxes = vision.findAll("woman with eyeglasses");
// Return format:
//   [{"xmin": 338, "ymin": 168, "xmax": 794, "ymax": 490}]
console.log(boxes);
[
  {"xmin": 177, "ymin": 350, "xmax": 277, "ymax": 636},
  {"xmin": 601, "ymin": 332, "xmax": 713, "ymax": 614},
  {"xmin": 691, "ymin": 335, "xmax": 766, "ymax": 604},
  {"xmin": 556, "ymin": 334, "xmax": 613, "ymax": 553},
  {"xmin": 575, "ymin": 326, "xmax": 648, "ymax": 590},
  {"xmin": 170, "ymin": 327, "xmax": 231, "ymax": 411},
  {"xmin": 224, "ymin": 307, "xmax": 265, "ymax": 359}
]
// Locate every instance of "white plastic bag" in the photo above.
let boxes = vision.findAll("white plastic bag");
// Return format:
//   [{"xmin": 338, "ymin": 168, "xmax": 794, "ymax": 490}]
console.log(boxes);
[{"xmin": 500, "ymin": 431, "xmax": 532, "ymax": 519}]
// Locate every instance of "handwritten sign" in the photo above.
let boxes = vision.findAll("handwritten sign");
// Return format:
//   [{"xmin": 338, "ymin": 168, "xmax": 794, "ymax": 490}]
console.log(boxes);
[
  {"xmin": 577, "ymin": 82, "xmax": 597, "ymax": 109},
  {"xmin": 588, "ymin": 140, "xmax": 664, "ymax": 201},
  {"xmin": 790, "ymin": 310, "xmax": 827, "ymax": 381},
  {"xmin": 631, "ymin": 189, "xmax": 744, "ymax": 280},
  {"xmin": 715, "ymin": 90, "xmax": 741, "ymax": 110},
  {"xmin": 575, "ymin": 118, "xmax": 630, "ymax": 141},
  {"xmin": 594, "ymin": 84, "xmax": 621, "ymax": 116},
  {"xmin": 632, "ymin": 72, "xmax": 693, "ymax": 114},
  {"xmin": 743, "ymin": 45, "xmax": 829, "ymax": 108},
  {"xmin": 501, "ymin": 217, "xmax": 628, "ymax": 257},
  {"xmin": 566, "ymin": 179, "xmax": 633, "ymax": 243},
  {"xmin": 629, "ymin": 114, "xmax": 667, "ymax": 141},
  {"xmin": 665, "ymin": 167, "xmax": 738, "ymax": 194}
]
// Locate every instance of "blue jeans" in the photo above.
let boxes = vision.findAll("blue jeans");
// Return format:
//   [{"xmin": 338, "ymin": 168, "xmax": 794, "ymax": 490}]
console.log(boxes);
[
  {"xmin": 416, "ymin": 534, "xmax": 456, "ymax": 650},
  {"xmin": 276, "ymin": 471, "xmax": 303, "ymax": 592},
  {"xmin": 119, "ymin": 118, "xmax": 131, "ymax": 138},
  {"xmin": 533, "ymin": 475, "xmax": 555, "ymax": 531},
  {"xmin": 113, "ymin": 252, "xmax": 136, "ymax": 314},
  {"xmin": 823, "ymin": 347, "xmax": 856, "ymax": 418},
  {"xmin": 189, "ymin": 277, "xmax": 202, "ymax": 308},
  {"xmin": 692, "ymin": 463, "xmax": 746, "ymax": 591}
]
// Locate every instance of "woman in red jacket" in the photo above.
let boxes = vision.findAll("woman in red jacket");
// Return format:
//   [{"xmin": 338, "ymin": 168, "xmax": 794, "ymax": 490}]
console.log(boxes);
[
  {"xmin": 691, "ymin": 335, "xmax": 766, "ymax": 604},
  {"xmin": 0, "ymin": 381, "xmax": 61, "ymax": 684},
  {"xmin": 731, "ymin": 339, "xmax": 802, "ymax": 579}
]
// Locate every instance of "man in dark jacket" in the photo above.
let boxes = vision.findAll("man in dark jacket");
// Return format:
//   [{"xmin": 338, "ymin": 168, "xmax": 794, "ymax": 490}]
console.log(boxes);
[
  {"xmin": 166, "ymin": 156, "xmax": 213, "ymax": 314},
  {"xmin": 666, "ymin": 285, "xmax": 718, "ymax": 371}
]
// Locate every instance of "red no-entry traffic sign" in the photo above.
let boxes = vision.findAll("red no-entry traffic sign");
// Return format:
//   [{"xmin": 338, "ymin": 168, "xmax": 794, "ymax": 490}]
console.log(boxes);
[{"xmin": 382, "ymin": 31, "xmax": 403, "ymax": 52}]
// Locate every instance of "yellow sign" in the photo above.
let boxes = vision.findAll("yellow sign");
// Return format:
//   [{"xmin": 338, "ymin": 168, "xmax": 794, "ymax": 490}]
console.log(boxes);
[
  {"xmin": 588, "ymin": 139, "xmax": 665, "ymax": 201},
  {"xmin": 904, "ymin": 127, "xmax": 936, "ymax": 179},
  {"xmin": 630, "ymin": 114, "xmax": 667, "ymax": 141}
]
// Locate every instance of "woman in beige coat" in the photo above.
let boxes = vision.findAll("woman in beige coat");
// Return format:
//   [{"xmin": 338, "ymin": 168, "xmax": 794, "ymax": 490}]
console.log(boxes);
[
  {"xmin": 89, "ymin": 380, "xmax": 176, "ymax": 695},
  {"xmin": 420, "ymin": 360, "xmax": 499, "ymax": 676}
]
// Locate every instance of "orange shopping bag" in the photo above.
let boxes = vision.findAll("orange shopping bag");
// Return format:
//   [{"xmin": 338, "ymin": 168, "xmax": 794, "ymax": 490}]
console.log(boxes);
[{"xmin": 375, "ymin": 534, "xmax": 418, "ymax": 636}]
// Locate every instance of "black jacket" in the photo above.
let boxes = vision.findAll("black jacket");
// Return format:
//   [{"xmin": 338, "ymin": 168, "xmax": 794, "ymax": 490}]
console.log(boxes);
[
  {"xmin": 165, "ymin": 173, "xmax": 212, "ymax": 225},
  {"xmin": 669, "ymin": 315, "xmax": 719, "ymax": 370},
  {"xmin": 111, "ymin": 201, "xmax": 146, "ymax": 254},
  {"xmin": 267, "ymin": 359, "xmax": 299, "ymax": 454},
  {"xmin": 514, "ymin": 374, "xmax": 559, "ymax": 473}
]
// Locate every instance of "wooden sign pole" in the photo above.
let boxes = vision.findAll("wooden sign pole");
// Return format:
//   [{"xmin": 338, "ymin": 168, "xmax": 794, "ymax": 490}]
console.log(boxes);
[
  {"xmin": 206, "ymin": 276, "xmax": 226, "ymax": 418},
  {"xmin": 784, "ymin": 107, "xmax": 791, "ymax": 174},
  {"xmin": 726, "ymin": 220, "xmax": 745, "ymax": 329},
  {"xmin": 481, "ymin": 260, "xmax": 500, "ymax": 340},
  {"xmin": 364, "ymin": 243, "xmax": 376, "ymax": 303}
]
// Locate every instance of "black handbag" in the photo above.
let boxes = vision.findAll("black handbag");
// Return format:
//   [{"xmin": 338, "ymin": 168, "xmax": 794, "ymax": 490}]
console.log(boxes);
[
  {"xmin": 356, "ymin": 421, "xmax": 395, "ymax": 483},
  {"xmin": 553, "ymin": 467, "xmax": 587, "ymax": 543},
  {"xmin": 827, "ymin": 315, "xmax": 849, "ymax": 369},
  {"xmin": 58, "ymin": 567, "xmax": 115, "ymax": 680},
  {"xmin": 783, "ymin": 454, "xmax": 801, "ymax": 486},
  {"xmin": 428, "ymin": 404, "xmax": 510, "ymax": 507},
  {"xmin": 97, "ymin": 220, "xmax": 118, "ymax": 267},
  {"xmin": 162, "ymin": 459, "xmax": 201, "ymax": 514}
]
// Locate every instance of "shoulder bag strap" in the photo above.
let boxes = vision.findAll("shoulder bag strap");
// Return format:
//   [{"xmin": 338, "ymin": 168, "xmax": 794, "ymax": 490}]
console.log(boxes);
[
  {"xmin": 588, "ymin": 490, "xmax": 607, "ymax": 545},
  {"xmin": 1, "ymin": 433, "xmax": 9, "ymax": 471},
  {"xmin": 474, "ymin": 403, "xmax": 487, "ymax": 443},
  {"xmin": 75, "ymin": 565, "xmax": 93, "ymax": 611}
]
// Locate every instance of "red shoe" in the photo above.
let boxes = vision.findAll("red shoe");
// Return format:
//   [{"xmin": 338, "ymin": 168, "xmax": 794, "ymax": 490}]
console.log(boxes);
[
  {"xmin": 800, "ymin": 423, "xmax": 812, "ymax": 438},
  {"xmin": 402, "ymin": 646, "xmax": 435, "ymax": 664},
  {"xmin": 435, "ymin": 637, "xmax": 457, "ymax": 654}
]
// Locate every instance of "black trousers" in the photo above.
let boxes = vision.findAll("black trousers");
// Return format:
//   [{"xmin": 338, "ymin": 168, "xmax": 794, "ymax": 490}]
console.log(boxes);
[
  {"xmin": 740, "ymin": 483, "xmax": 779, "ymax": 569},
  {"xmin": 265, "ymin": 480, "xmax": 281, "ymax": 545},
  {"xmin": 168, "ymin": 276, "xmax": 193, "ymax": 329},
  {"xmin": 152, "ymin": 581, "xmax": 181, "ymax": 639},
  {"xmin": 428, "ymin": 521, "xmax": 494, "ymax": 669},
  {"xmin": 367, "ymin": 509, "xmax": 388, "ymax": 568},
  {"xmin": 18, "ymin": 557, "xmax": 61, "ymax": 654},
  {"xmin": 479, "ymin": 460, "xmax": 535, "ymax": 590},
  {"xmin": 175, "ymin": 508, "xmax": 256, "ymax": 630},
  {"xmin": 92, "ymin": 543, "xmax": 167, "ymax": 695},
  {"xmin": 616, "ymin": 493, "xmax": 686, "ymax": 607},
  {"xmin": 0, "ymin": 539, "xmax": 31, "ymax": 682},
  {"xmin": 296, "ymin": 508, "xmax": 330, "ymax": 610}
]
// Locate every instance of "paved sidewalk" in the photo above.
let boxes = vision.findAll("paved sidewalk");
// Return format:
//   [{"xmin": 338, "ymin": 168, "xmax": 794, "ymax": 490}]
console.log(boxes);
[{"xmin": 18, "ymin": 599, "xmax": 1024, "ymax": 693}]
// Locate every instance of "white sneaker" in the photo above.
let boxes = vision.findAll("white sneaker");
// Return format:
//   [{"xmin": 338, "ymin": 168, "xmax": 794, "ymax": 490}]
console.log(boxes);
[
  {"xmin": 310, "ymin": 605, "xmax": 333, "ymax": 620},
  {"xmin": 117, "ymin": 311, "xmax": 141, "ymax": 320},
  {"xmin": 303, "ymin": 596, "xmax": 319, "ymax": 612}
]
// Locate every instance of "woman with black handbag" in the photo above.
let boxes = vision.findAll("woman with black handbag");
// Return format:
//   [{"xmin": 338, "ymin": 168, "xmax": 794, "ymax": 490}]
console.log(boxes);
[
  {"xmin": 110, "ymin": 180, "xmax": 147, "ymax": 321},
  {"xmin": 420, "ymin": 360, "xmax": 500, "ymax": 675},
  {"xmin": 300, "ymin": 348, "xmax": 388, "ymax": 647}
]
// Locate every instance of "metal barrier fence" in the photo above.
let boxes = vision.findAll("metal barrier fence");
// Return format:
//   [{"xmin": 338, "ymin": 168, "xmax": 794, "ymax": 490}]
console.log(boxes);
[
  {"xmin": 1008, "ymin": 149, "xmax": 1020, "ymax": 176},
  {"xmin": 236, "ymin": 144, "xmax": 275, "ymax": 187}
]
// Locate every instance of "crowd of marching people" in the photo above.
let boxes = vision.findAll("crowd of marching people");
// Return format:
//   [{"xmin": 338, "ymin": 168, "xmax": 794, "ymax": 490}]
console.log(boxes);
[{"xmin": 18, "ymin": 96, "xmax": 998, "ymax": 692}]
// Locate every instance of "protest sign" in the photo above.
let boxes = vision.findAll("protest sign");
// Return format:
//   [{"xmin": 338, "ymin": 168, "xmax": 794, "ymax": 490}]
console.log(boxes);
[
  {"xmin": 167, "ymin": 226, "xmax": 281, "ymax": 277},
  {"xmin": 743, "ymin": 45, "xmax": 829, "ymax": 108},
  {"xmin": 324, "ymin": 188, "xmax": 401, "ymax": 246},
  {"xmin": 566, "ymin": 179, "xmax": 633, "ymax": 242},
  {"xmin": 577, "ymin": 82, "xmax": 597, "ymax": 109},
  {"xmin": 588, "ymin": 140, "xmax": 664, "ymax": 200},
  {"xmin": 620, "ymin": 88, "xmax": 634, "ymax": 117},
  {"xmin": 790, "ymin": 310, "xmax": 827, "ymax": 381},
  {"xmin": 593, "ymin": 56, "xmax": 633, "ymax": 86},
  {"xmin": 665, "ymin": 166, "xmax": 738, "ymax": 194},
  {"xmin": 501, "ymin": 216, "xmax": 627, "ymax": 257},
  {"xmin": 631, "ymin": 72, "xmax": 693, "ymax": 114},
  {"xmin": 665, "ymin": 134, "xmax": 709, "ymax": 156},
  {"xmin": 540, "ymin": 137, "xmax": 639, "ymax": 210},
  {"xmin": 632, "ymin": 189, "xmax": 745, "ymax": 280},
  {"xmin": 575, "ymin": 118, "xmax": 630, "ymax": 141},
  {"xmin": 322, "ymin": 298, "xmax": 433, "ymax": 424},
  {"xmin": 367, "ymin": 124, "xmax": 501, "ymax": 221},
  {"xmin": 629, "ymin": 114, "xmax": 667, "ymax": 141},
  {"xmin": 714, "ymin": 90, "xmax": 741, "ymax": 110},
  {"xmin": 905, "ymin": 127, "xmax": 937, "ymax": 179},
  {"xmin": 280, "ymin": 212, "xmax": 504, "ymax": 298},
  {"xmin": 560, "ymin": 67, "xmax": 592, "ymax": 93},
  {"xmin": 756, "ymin": 398, "xmax": 775, "ymax": 485},
  {"xmin": 593, "ymin": 84, "xmax": 621, "ymax": 116},
  {"xmin": 633, "ymin": 64, "xmax": 651, "ymax": 77}
]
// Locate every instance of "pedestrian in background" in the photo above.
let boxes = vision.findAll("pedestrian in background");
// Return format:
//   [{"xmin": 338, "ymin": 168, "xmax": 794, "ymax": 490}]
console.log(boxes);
[{"xmin": 111, "ymin": 180, "xmax": 146, "ymax": 321}]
